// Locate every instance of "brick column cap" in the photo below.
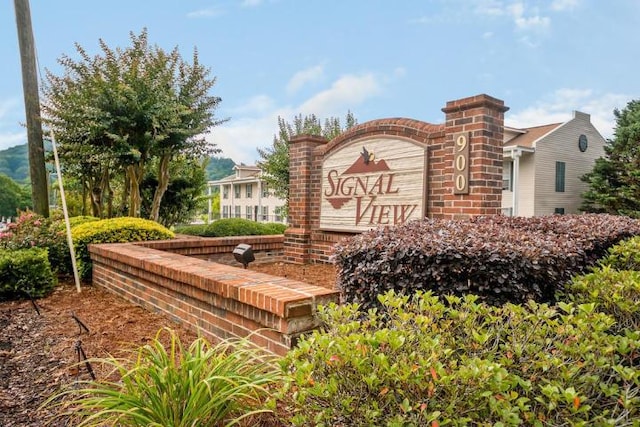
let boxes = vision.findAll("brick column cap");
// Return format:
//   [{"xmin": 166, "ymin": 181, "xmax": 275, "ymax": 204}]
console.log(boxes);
[
  {"xmin": 441, "ymin": 94, "xmax": 509, "ymax": 114},
  {"xmin": 289, "ymin": 134, "xmax": 328, "ymax": 145}
]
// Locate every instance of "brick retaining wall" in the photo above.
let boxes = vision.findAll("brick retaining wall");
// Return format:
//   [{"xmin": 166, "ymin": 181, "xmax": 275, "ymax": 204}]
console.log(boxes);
[{"xmin": 89, "ymin": 237, "xmax": 339, "ymax": 355}]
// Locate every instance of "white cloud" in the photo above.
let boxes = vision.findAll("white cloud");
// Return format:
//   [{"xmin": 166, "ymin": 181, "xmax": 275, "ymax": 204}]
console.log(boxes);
[
  {"xmin": 0, "ymin": 98, "xmax": 25, "ymax": 151},
  {"xmin": 0, "ymin": 131, "xmax": 25, "ymax": 152},
  {"xmin": 508, "ymin": 2, "xmax": 550, "ymax": 30},
  {"xmin": 551, "ymin": 0, "xmax": 580, "ymax": 11},
  {"xmin": 227, "ymin": 95, "xmax": 275, "ymax": 115},
  {"xmin": 506, "ymin": 89, "xmax": 630, "ymax": 138},
  {"xmin": 208, "ymin": 73, "xmax": 384, "ymax": 164},
  {"xmin": 483, "ymin": 31, "xmax": 494, "ymax": 39},
  {"xmin": 297, "ymin": 73, "xmax": 382, "ymax": 117},
  {"xmin": 241, "ymin": 0, "xmax": 262, "ymax": 7},
  {"xmin": 474, "ymin": 0, "xmax": 507, "ymax": 16},
  {"xmin": 393, "ymin": 67, "xmax": 407, "ymax": 78},
  {"xmin": 286, "ymin": 65, "xmax": 324, "ymax": 95},
  {"xmin": 186, "ymin": 8, "xmax": 224, "ymax": 18}
]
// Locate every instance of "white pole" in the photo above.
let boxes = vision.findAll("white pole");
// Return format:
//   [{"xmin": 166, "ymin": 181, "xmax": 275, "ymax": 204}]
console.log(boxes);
[
  {"xmin": 49, "ymin": 130, "xmax": 81, "ymax": 293},
  {"xmin": 512, "ymin": 150, "xmax": 521, "ymax": 217}
]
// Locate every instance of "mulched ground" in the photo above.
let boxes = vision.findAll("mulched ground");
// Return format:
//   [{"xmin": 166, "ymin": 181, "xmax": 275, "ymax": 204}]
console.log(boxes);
[{"xmin": 0, "ymin": 262, "xmax": 336, "ymax": 426}]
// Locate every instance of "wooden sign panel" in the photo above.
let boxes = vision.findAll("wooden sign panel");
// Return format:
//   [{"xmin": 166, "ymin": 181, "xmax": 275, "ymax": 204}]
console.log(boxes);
[{"xmin": 320, "ymin": 137, "xmax": 427, "ymax": 232}]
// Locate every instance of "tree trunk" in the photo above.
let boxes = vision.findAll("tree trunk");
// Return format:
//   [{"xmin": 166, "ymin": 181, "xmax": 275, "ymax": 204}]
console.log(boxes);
[
  {"xmin": 149, "ymin": 153, "xmax": 171, "ymax": 222},
  {"xmin": 127, "ymin": 163, "xmax": 144, "ymax": 217},
  {"xmin": 99, "ymin": 167, "xmax": 112, "ymax": 218},
  {"xmin": 14, "ymin": 0, "xmax": 49, "ymax": 217},
  {"xmin": 81, "ymin": 180, "xmax": 88, "ymax": 216}
]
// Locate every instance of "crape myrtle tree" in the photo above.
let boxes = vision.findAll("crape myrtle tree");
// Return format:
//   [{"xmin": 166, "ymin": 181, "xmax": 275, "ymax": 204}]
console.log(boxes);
[
  {"xmin": 581, "ymin": 99, "xmax": 640, "ymax": 217},
  {"xmin": 42, "ymin": 29, "xmax": 227, "ymax": 221},
  {"xmin": 256, "ymin": 112, "xmax": 356, "ymax": 215}
]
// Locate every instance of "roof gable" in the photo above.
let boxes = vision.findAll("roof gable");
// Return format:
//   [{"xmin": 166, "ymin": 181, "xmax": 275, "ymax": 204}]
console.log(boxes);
[{"xmin": 504, "ymin": 122, "xmax": 563, "ymax": 148}]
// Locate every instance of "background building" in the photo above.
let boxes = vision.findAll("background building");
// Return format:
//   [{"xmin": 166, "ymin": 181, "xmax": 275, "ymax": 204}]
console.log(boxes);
[
  {"xmin": 208, "ymin": 165, "xmax": 287, "ymax": 223},
  {"xmin": 502, "ymin": 111, "xmax": 606, "ymax": 217}
]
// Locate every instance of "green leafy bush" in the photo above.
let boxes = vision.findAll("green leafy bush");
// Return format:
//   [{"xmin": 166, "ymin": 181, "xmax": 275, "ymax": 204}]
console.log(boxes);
[
  {"xmin": 174, "ymin": 218, "xmax": 286, "ymax": 237},
  {"xmin": 599, "ymin": 236, "xmax": 640, "ymax": 271},
  {"xmin": 172, "ymin": 223, "xmax": 208, "ymax": 236},
  {"xmin": 334, "ymin": 214, "xmax": 640, "ymax": 310},
  {"xmin": 279, "ymin": 292, "xmax": 640, "ymax": 426},
  {"xmin": 0, "ymin": 247, "xmax": 56, "ymax": 300},
  {"xmin": 62, "ymin": 215, "xmax": 100, "ymax": 230},
  {"xmin": 49, "ymin": 328, "xmax": 281, "ymax": 427},
  {"xmin": 561, "ymin": 266, "xmax": 640, "ymax": 334},
  {"xmin": 262, "ymin": 222, "xmax": 287, "ymax": 234},
  {"xmin": 73, "ymin": 217, "xmax": 174, "ymax": 280},
  {"xmin": 0, "ymin": 211, "xmax": 71, "ymax": 275}
]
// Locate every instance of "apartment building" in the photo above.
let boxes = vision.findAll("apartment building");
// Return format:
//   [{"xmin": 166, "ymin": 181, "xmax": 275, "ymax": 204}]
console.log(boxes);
[{"xmin": 208, "ymin": 165, "xmax": 287, "ymax": 223}]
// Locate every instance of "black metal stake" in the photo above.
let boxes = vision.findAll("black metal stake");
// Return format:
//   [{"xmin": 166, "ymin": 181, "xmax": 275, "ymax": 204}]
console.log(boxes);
[
  {"xmin": 71, "ymin": 311, "xmax": 90, "ymax": 335},
  {"xmin": 75, "ymin": 340, "xmax": 96, "ymax": 380},
  {"xmin": 23, "ymin": 290, "xmax": 41, "ymax": 316}
]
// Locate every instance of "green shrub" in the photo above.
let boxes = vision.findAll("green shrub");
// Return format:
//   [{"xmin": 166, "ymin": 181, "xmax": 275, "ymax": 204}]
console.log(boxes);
[
  {"xmin": 73, "ymin": 217, "xmax": 174, "ymax": 280},
  {"xmin": 599, "ymin": 236, "xmax": 640, "ymax": 271},
  {"xmin": 262, "ymin": 222, "xmax": 287, "ymax": 234},
  {"xmin": 0, "ymin": 248, "xmax": 56, "ymax": 300},
  {"xmin": 279, "ymin": 292, "xmax": 640, "ymax": 426},
  {"xmin": 174, "ymin": 218, "xmax": 285, "ymax": 237},
  {"xmin": 172, "ymin": 223, "xmax": 209, "ymax": 236},
  {"xmin": 65, "ymin": 215, "xmax": 100, "ymax": 230},
  {"xmin": 49, "ymin": 328, "xmax": 281, "ymax": 427},
  {"xmin": 561, "ymin": 266, "xmax": 640, "ymax": 334},
  {"xmin": 334, "ymin": 214, "xmax": 640, "ymax": 310},
  {"xmin": 0, "ymin": 211, "xmax": 71, "ymax": 275}
]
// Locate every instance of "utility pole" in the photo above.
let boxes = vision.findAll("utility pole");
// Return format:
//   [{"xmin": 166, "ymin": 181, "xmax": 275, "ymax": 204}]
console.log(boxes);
[{"xmin": 14, "ymin": 0, "xmax": 49, "ymax": 217}]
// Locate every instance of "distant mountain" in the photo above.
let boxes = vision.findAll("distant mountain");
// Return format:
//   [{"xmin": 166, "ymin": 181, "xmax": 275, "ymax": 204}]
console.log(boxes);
[
  {"xmin": 205, "ymin": 156, "xmax": 236, "ymax": 181},
  {"xmin": 0, "ymin": 143, "xmax": 237, "ymax": 183},
  {"xmin": 0, "ymin": 144, "xmax": 30, "ymax": 183}
]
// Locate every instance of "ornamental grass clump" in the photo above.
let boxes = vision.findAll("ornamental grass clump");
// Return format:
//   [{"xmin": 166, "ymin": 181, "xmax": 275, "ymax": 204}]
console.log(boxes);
[{"xmin": 48, "ymin": 328, "xmax": 281, "ymax": 427}]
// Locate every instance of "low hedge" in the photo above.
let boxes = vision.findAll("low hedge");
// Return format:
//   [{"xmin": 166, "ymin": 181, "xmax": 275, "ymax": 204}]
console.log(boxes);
[
  {"xmin": 598, "ymin": 236, "xmax": 640, "ymax": 271},
  {"xmin": 174, "ymin": 219, "xmax": 287, "ymax": 237},
  {"xmin": 334, "ymin": 214, "xmax": 640, "ymax": 309},
  {"xmin": 560, "ymin": 266, "xmax": 640, "ymax": 334},
  {"xmin": 73, "ymin": 217, "xmax": 174, "ymax": 280},
  {"xmin": 0, "ymin": 248, "xmax": 56, "ymax": 300},
  {"xmin": 279, "ymin": 292, "xmax": 640, "ymax": 426}
]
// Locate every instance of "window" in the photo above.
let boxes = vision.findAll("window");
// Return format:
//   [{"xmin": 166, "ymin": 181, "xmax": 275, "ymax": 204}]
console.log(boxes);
[
  {"xmin": 222, "ymin": 185, "xmax": 229, "ymax": 199},
  {"xmin": 554, "ymin": 208, "xmax": 565, "ymax": 214},
  {"xmin": 222, "ymin": 206, "xmax": 229, "ymax": 218},
  {"xmin": 246, "ymin": 206, "xmax": 252, "ymax": 219},
  {"xmin": 274, "ymin": 206, "xmax": 283, "ymax": 222},
  {"xmin": 246, "ymin": 183, "xmax": 252, "ymax": 198},
  {"xmin": 555, "ymin": 161, "xmax": 565, "ymax": 192},
  {"xmin": 234, "ymin": 185, "xmax": 241, "ymax": 199},
  {"xmin": 502, "ymin": 161, "xmax": 513, "ymax": 191},
  {"xmin": 261, "ymin": 206, "xmax": 269, "ymax": 221},
  {"xmin": 261, "ymin": 182, "xmax": 269, "ymax": 198},
  {"xmin": 234, "ymin": 205, "xmax": 241, "ymax": 218}
]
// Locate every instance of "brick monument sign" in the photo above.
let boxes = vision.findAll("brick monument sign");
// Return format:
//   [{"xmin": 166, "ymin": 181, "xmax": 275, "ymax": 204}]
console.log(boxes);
[{"xmin": 284, "ymin": 94, "xmax": 508, "ymax": 264}]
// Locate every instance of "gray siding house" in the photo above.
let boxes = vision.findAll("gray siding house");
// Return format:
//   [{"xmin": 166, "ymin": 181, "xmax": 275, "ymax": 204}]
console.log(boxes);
[{"xmin": 502, "ymin": 111, "xmax": 606, "ymax": 217}]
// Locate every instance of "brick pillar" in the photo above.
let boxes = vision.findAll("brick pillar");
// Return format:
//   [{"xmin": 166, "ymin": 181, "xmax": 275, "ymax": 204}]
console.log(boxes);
[
  {"xmin": 284, "ymin": 134, "xmax": 327, "ymax": 264},
  {"xmin": 441, "ymin": 94, "xmax": 508, "ymax": 218}
]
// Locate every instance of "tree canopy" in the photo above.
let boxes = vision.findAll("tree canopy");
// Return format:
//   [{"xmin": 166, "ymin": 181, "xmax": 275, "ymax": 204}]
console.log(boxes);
[
  {"xmin": 256, "ymin": 112, "xmax": 356, "ymax": 213},
  {"xmin": 581, "ymin": 99, "xmax": 640, "ymax": 217},
  {"xmin": 0, "ymin": 173, "xmax": 31, "ymax": 218},
  {"xmin": 42, "ymin": 29, "xmax": 227, "ymax": 223}
]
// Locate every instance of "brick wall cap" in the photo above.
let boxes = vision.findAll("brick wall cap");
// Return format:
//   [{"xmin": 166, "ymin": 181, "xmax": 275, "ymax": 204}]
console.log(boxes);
[
  {"xmin": 441, "ymin": 94, "xmax": 509, "ymax": 114},
  {"xmin": 323, "ymin": 118, "xmax": 444, "ymax": 155}
]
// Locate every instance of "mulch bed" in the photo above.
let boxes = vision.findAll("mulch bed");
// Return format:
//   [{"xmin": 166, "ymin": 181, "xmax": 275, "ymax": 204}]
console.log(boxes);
[{"xmin": 0, "ymin": 262, "xmax": 337, "ymax": 426}]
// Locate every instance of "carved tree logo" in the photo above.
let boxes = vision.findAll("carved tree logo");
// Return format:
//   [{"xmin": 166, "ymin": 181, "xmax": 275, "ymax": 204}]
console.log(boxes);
[{"xmin": 325, "ymin": 147, "xmax": 391, "ymax": 209}]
